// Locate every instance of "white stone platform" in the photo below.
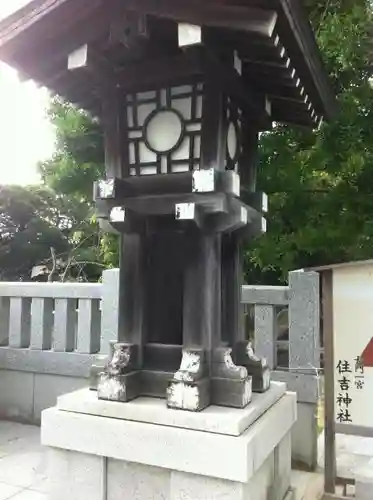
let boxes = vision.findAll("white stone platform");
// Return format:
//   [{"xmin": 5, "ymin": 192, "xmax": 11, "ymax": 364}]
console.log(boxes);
[
  {"xmin": 0, "ymin": 420, "xmax": 325, "ymax": 500},
  {"xmin": 41, "ymin": 385, "xmax": 297, "ymax": 500},
  {"xmin": 56, "ymin": 381, "xmax": 286, "ymax": 436}
]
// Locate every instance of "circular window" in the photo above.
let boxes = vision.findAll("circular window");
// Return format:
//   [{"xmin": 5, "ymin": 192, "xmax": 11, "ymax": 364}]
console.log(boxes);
[
  {"xmin": 227, "ymin": 121, "xmax": 239, "ymax": 162},
  {"xmin": 144, "ymin": 108, "xmax": 184, "ymax": 154}
]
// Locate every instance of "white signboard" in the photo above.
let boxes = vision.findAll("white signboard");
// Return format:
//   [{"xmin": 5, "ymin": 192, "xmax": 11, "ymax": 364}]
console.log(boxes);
[{"xmin": 332, "ymin": 264, "xmax": 373, "ymax": 428}]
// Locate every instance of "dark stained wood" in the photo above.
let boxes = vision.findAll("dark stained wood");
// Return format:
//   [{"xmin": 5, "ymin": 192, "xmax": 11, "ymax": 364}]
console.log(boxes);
[
  {"xmin": 1, "ymin": 0, "xmax": 331, "ymax": 409},
  {"xmin": 141, "ymin": 370, "xmax": 174, "ymax": 398},
  {"xmin": 199, "ymin": 79, "xmax": 225, "ymax": 172},
  {"xmin": 96, "ymin": 172, "xmax": 244, "ymax": 199},
  {"xmin": 221, "ymin": 233, "xmax": 245, "ymax": 345},
  {"xmin": 245, "ymin": 73, "xmax": 304, "ymax": 101},
  {"xmin": 145, "ymin": 231, "xmax": 184, "ymax": 345},
  {"xmin": 273, "ymin": 0, "xmax": 337, "ymax": 118},
  {"xmin": 322, "ymin": 270, "xmax": 337, "ymax": 495},
  {"xmin": 10, "ymin": 1, "xmax": 131, "ymax": 78},
  {"xmin": 240, "ymin": 119, "xmax": 260, "ymax": 194},
  {"xmin": 118, "ymin": 234, "xmax": 146, "ymax": 350},
  {"xmin": 0, "ymin": 0, "xmax": 336, "ymax": 125},
  {"xmin": 68, "ymin": 44, "xmax": 117, "ymax": 92},
  {"xmin": 239, "ymin": 40, "xmax": 287, "ymax": 65},
  {"xmin": 110, "ymin": 0, "xmax": 277, "ymax": 37},
  {"xmin": 182, "ymin": 231, "xmax": 221, "ymax": 356},
  {"xmin": 0, "ymin": 0, "xmax": 98, "ymax": 53},
  {"xmin": 193, "ymin": 44, "xmax": 271, "ymax": 123},
  {"xmin": 244, "ymin": 59, "xmax": 295, "ymax": 82},
  {"xmin": 112, "ymin": 193, "xmax": 227, "ymax": 217},
  {"xmin": 101, "ymin": 89, "xmax": 128, "ymax": 178},
  {"xmin": 271, "ymin": 97, "xmax": 316, "ymax": 127},
  {"xmin": 116, "ymin": 54, "xmax": 202, "ymax": 92},
  {"xmin": 109, "ymin": 11, "xmax": 149, "ymax": 49},
  {"xmin": 143, "ymin": 344, "xmax": 182, "ymax": 371}
]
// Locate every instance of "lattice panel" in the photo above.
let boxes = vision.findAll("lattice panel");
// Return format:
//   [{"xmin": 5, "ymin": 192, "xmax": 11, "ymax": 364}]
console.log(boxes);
[
  {"xmin": 225, "ymin": 98, "xmax": 242, "ymax": 173},
  {"xmin": 126, "ymin": 83, "xmax": 203, "ymax": 176}
]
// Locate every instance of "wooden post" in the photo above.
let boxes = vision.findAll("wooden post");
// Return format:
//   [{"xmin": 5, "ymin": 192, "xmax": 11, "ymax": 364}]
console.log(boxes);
[
  {"xmin": 322, "ymin": 270, "xmax": 336, "ymax": 495},
  {"xmin": 240, "ymin": 120, "xmax": 259, "ymax": 194},
  {"xmin": 118, "ymin": 233, "xmax": 145, "ymax": 349},
  {"xmin": 101, "ymin": 88, "xmax": 128, "ymax": 178},
  {"xmin": 200, "ymin": 82, "xmax": 225, "ymax": 171},
  {"xmin": 183, "ymin": 231, "xmax": 221, "ymax": 356},
  {"xmin": 221, "ymin": 232, "xmax": 244, "ymax": 345}
]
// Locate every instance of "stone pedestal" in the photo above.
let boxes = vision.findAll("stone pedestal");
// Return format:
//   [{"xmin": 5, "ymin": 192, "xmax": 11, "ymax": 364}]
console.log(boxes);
[
  {"xmin": 41, "ymin": 382, "xmax": 296, "ymax": 500},
  {"xmin": 356, "ymin": 458, "xmax": 373, "ymax": 500}
]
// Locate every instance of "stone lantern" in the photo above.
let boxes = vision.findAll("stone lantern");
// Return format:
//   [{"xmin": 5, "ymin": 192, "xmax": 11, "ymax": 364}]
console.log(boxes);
[
  {"xmin": 0, "ymin": 3, "xmax": 336, "ymax": 499},
  {"xmin": 0, "ymin": 0, "xmax": 335, "ymax": 414}
]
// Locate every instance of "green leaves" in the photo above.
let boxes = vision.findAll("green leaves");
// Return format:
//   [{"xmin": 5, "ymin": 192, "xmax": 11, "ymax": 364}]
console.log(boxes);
[
  {"xmin": 18, "ymin": 0, "xmax": 371, "ymax": 285},
  {"xmin": 245, "ymin": 0, "xmax": 373, "ymax": 284},
  {"xmin": 37, "ymin": 98, "xmax": 118, "ymax": 280}
]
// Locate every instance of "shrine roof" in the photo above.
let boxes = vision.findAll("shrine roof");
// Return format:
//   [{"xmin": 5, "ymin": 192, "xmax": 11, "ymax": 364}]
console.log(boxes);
[{"xmin": 0, "ymin": 0, "xmax": 336, "ymax": 127}]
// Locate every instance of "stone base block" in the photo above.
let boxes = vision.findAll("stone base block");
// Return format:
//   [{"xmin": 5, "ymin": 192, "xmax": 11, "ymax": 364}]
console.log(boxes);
[
  {"xmin": 97, "ymin": 371, "xmax": 140, "ymax": 402},
  {"xmin": 355, "ymin": 458, "xmax": 373, "ymax": 500},
  {"xmin": 47, "ymin": 443, "xmax": 291, "ymax": 500},
  {"xmin": 251, "ymin": 365, "xmax": 271, "ymax": 393},
  {"xmin": 211, "ymin": 376, "xmax": 252, "ymax": 408},
  {"xmin": 167, "ymin": 377, "xmax": 210, "ymax": 411},
  {"xmin": 42, "ymin": 390, "xmax": 296, "ymax": 500},
  {"xmin": 55, "ymin": 381, "xmax": 287, "ymax": 436},
  {"xmin": 141, "ymin": 370, "xmax": 173, "ymax": 398}
]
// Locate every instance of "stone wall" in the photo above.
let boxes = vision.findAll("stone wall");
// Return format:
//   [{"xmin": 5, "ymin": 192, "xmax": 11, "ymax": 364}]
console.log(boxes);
[{"xmin": 0, "ymin": 269, "xmax": 321, "ymax": 469}]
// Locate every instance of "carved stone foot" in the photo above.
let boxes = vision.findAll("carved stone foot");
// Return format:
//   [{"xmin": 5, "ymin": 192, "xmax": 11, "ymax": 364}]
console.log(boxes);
[
  {"xmin": 167, "ymin": 378, "xmax": 210, "ymax": 412},
  {"xmin": 167, "ymin": 348, "xmax": 210, "ymax": 411},
  {"xmin": 211, "ymin": 347, "xmax": 252, "ymax": 408},
  {"xmin": 97, "ymin": 342, "xmax": 141, "ymax": 402},
  {"xmin": 173, "ymin": 348, "xmax": 206, "ymax": 383},
  {"xmin": 98, "ymin": 372, "xmax": 141, "ymax": 402},
  {"xmin": 234, "ymin": 341, "xmax": 271, "ymax": 393}
]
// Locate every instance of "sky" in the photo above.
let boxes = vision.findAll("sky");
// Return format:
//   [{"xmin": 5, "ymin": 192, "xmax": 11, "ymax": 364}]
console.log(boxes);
[{"xmin": 0, "ymin": 0, "xmax": 55, "ymax": 185}]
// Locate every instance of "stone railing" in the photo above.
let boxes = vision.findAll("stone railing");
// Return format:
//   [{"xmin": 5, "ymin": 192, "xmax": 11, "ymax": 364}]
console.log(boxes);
[
  {"xmin": 0, "ymin": 278, "xmax": 106, "ymax": 425},
  {"xmin": 0, "ymin": 269, "xmax": 321, "ymax": 469},
  {"xmin": 242, "ymin": 270, "xmax": 321, "ymax": 469},
  {"xmin": 0, "ymin": 281, "xmax": 103, "ymax": 377}
]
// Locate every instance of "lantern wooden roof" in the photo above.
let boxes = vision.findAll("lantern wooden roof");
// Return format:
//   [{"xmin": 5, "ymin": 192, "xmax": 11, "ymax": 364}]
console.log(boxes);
[{"xmin": 0, "ymin": 0, "xmax": 336, "ymax": 127}]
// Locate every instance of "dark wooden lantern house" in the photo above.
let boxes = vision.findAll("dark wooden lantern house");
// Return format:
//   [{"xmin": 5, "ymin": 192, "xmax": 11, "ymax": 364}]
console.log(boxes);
[{"xmin": 0, "ymin": 0, "xmax": 335, "ymax": 411}]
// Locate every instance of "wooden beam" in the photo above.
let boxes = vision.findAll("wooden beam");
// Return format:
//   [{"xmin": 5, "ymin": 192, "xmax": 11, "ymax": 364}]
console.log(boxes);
[
  {"xmin": 109, "ymin": 11, "xmax": 149, "ymax": 48},
  {"xmin": 178, "ymin": 23, "xmax": 202, "ymax": 48},
  {"xmin": 238, "ymin": 37, "xmax": 287, "ymax": 65},
  {"xmin": 67, "ymin": 43, "xmax": 117, "ymax": 91},
  {"xmin": 271, "ymin": 98, "xmax": 315, "ymax": 126},
  {"xmin": 11, "ymin": 1, "xmax": 130, "ymax": 79},
  {"xmin": 143, "ymin": 344, "xmax": 182, "ymax": 372},
  {"xmin": 116, "ymin": 54, "xmax": 201, "ymax": 92},
  {"xmin": 245, "ymin": 75, "xmax": 304, "ymax": 101},
  {"xmin": 0, "ymin": 0, "xmax": 98, "ymax": 51},
  {"xmin": 275, "ymin": 0, "xmax": 337, "ymax": 119},
  {"xmin": 110, "ymin": 0, "xmax": 277, "ymax": 38},
  {"xmin": 322, "ymin": 270, "xmax": 337, "ymax": 495},
  {"xmin": 200, "ymin": 80, "xmax": 226, "ymax": 171},
  {"xmin": 190, "ymin": 46, "xmax": 271, "ymax": 123},
  {"xmin": 244, "ymin": 60, "xmax": 297, "ymax": 82},
  {"xmin": 101, "ymin": 88, "xmax": 128, "ymax": 178}
]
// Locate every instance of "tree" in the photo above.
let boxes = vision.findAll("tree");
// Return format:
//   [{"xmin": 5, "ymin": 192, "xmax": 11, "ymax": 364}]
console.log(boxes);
[
  {"xmin": 39, "ymin": 98, "xmax": 119, "ymax": 279},
  {"xmin": 245, "ymin": 0, "xmax": 373, "ymax": 284},
  {"xmin": 0, "ymin": 185, "xmax": 69, "ymax": 280},
  {"xmin": 37, "ymin": 1, "xmax": 373, "ymax": 285}
]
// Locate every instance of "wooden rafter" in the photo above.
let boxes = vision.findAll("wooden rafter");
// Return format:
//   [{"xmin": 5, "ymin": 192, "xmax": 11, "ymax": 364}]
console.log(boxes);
[{"xmin": 0, "ymin": 0, "xmax": 336, "ymax": 125}]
